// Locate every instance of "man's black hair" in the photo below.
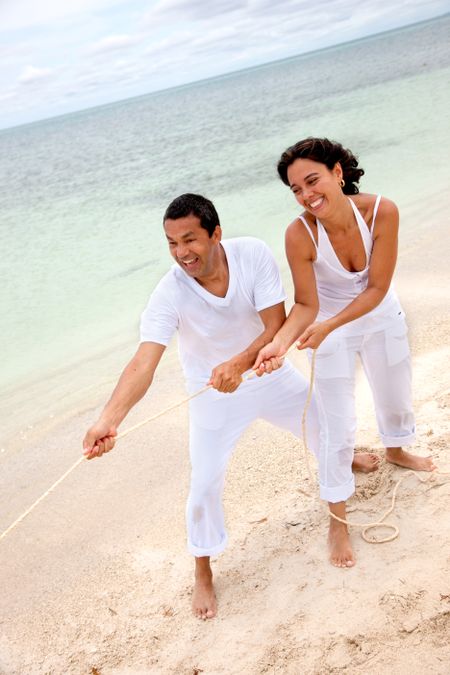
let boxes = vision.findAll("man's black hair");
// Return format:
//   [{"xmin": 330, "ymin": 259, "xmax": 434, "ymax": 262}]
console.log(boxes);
[{"xmin": 163, "ymin": 193, "xmax": 220, "ymax": 236}]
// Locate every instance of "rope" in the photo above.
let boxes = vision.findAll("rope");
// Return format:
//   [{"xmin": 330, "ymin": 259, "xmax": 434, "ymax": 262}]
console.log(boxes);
[
  {"xmin": 0, "ymin": 344, "xmax": 298, "ymax": 542},
  {"xmin": 0, "ymin": 384, "xmax": 213, "ymax": 542},
  {"xmin": 299, "ymin": 349, "xmax": 449, "ymax": 543},
  {"xmin": 0, "ymin": 456, "xmax": 85, "ymax": 542},
  {"xmin": 1, "ymin": 344, "xmax": 448, "ymax": 544}
]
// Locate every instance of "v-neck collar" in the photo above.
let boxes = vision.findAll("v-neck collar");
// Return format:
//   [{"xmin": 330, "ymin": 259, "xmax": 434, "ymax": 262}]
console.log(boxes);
[
  {"xmin": 316, "ymin": 198, "xmax": 371, "ymax": 275},
  {"xmin": 177, "ymin": 240, "xmax": 237, "ymax": 306}
]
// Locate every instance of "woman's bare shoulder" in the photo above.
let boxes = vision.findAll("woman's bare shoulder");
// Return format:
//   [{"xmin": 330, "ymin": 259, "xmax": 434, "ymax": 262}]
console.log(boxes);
[
  {"xmin": 285, "ymin": 216, "xmax": 316, "ymax": 259},
  {"xmin": 352, "ymin": 193, "xmax": 398, "ymax": 225},
  {"xmin": 286, "ymin": 213, "xmax": 316, "ymax": 240}
]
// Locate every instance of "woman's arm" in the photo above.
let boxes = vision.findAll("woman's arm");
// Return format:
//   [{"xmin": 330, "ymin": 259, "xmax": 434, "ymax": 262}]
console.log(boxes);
[
  {"xmin": 254, "ymin": 221, "xmax": 319, "ymax": 371},
  {"xmin": 298, "ymin": 197, "xmax": 399, "ymax": 349}
]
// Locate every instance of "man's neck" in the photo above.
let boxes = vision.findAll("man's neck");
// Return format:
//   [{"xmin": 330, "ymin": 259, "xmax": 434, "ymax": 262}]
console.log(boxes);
[{"xmin": 195, "ymin": 244, "xmax": 229, "ymax": 297}]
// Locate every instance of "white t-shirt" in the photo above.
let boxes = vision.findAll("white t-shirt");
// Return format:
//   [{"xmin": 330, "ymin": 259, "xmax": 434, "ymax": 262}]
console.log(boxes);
[{"xmin": 140, "ymin": 237, "xmax": 286, "ymax": 389}]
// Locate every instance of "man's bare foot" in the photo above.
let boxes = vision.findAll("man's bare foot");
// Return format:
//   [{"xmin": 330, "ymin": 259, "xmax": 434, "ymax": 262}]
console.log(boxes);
[
  {"xmin": 192, "ymin": 557, "xmax": 217, "ymax": 620},
  {"xmin": 352, "ymin": 452, "xmax": 380, "ymax": 473},
  {"xmin": 328, "ymin": 502, "xmax": 355, "ymax": 568},
  {"xmin": 385, "ymin": 447, "xmax": 436, "ymax": 472}
]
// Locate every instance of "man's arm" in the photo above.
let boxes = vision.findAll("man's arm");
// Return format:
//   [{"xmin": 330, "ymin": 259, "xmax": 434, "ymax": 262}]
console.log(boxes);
[
  {"xmin": 208, "ymin": 302, "xmax": 286, "ymax": 393},
  {"xmin": 83, "ymin": 342, "xmax": 166, "ymax": 459},
  {"xmin": 253, "ymin": 221, "xmax": 319, "ymax": 372}
]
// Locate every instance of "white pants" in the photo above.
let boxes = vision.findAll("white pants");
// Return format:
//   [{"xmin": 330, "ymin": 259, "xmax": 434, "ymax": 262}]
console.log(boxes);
[
  {"xmin": 313, "ymin": 316, "xmax": 415, "ymax": 503},
  {"xmin": 186, "ymin": 363, "xmax": 320, "ymax": 557}
]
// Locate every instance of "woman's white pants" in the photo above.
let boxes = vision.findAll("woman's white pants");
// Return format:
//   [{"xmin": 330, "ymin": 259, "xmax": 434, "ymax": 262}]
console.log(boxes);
[
  {"xmin": 313, "ymin": 317, "xmax": 416, "ymax": 503},
  {"xmin": 186, "ymin": 363, "xmax": 320, "ymax": 557}
]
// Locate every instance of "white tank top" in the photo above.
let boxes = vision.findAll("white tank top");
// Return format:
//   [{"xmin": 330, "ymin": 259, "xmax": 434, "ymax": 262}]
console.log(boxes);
[{"xmin": 299, "ymin": 196, "xmax": 403, "ymax": 336}]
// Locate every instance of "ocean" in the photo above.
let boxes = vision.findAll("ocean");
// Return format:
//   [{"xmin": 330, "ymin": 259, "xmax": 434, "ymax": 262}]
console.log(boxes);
[{"xmin": 1, "ymin": 14, "xmax": 449, "ymax": 449}]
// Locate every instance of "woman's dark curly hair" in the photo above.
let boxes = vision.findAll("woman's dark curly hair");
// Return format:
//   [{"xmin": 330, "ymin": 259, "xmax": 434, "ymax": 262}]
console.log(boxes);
[{"xmin": 277, "ymin": 137, "xmax": 364, "ymax": 195}]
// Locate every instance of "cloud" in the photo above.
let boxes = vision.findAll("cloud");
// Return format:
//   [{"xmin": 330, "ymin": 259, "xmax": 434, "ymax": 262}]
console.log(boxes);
[
  {"xmin": 0, "ymin": 0, "xmax": 448, "ymax": 129},
  {"xmin": 147, "ymin": 0, "xmax": 244, "ymax": 22},
  {"xmin": 89, "ymin": 33, "xmax": 141, "ymax": 54},
  {"xmin": 0, "ymin": 91, "xmax": 17, "ymax": 103},
  {"xmin": 0, "ymin": 0, "xmax": 129, "ymax": 32},
  {"xmin": 19, "ymin": 65, "xmax": 53, "ymax": 84}
]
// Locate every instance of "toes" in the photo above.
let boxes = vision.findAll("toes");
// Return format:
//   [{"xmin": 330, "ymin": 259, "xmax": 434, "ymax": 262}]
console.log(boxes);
[
  {"xmin": 193, "ymin": 604, "xmax": 215, "ymax": 620},
  {"xmin": 331, "ymin": 554, "xmax": 355, "ymax": 568},
  {"xmin": 200, "ymin": 608, "xmax": 215, "ymax": 620},
  {"xmin": 331, "ymin": 557, "xmax": 345, "ymax": 568},
  {"xmin": 193, "ymin": 605, "xmax": 204, "ymax": 619}
]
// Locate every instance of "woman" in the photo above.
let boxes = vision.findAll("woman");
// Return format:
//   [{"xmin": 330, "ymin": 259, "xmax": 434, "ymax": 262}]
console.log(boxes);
[{"xmin": 254, "ymin": 137, "xmax": 435, "ymax": 568}]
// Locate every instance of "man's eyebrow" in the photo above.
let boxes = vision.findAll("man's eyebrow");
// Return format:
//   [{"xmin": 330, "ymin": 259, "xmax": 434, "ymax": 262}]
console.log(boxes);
[{"xmin": 165, "ymin": 230, "xmax": 196, "ymax": 240}]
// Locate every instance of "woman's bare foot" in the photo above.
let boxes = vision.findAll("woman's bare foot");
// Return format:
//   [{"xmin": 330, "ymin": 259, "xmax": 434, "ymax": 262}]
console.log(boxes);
[
  {"xmin": 352, "ymin": 452, "xmax": 380, "ymax": 473},
  {"xmin": 328, "ymin": 502, "xmax": 355, "ymax": 568},
  {"xmin": 385, "ymin": 447, "xmax": 436, "ymax": 472},
  {"xmin": 192, "ymin": 557, "xmax": 217, "ymax": 620}
]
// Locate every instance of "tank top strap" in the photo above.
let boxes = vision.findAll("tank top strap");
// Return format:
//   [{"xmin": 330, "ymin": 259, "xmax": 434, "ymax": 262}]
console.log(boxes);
[
  {"xmin": 371, "ymin": 194, "xmax": 382, "ymax": 230},
  {"xmin": 298, "ymin": 215, "xmax": 318, "ymax": 249},
  {"xmin": 348, "ymin": 198, "xmax": 372, "ymax": 259},
  {"xmin": 316, "ymin": 219, "xmax": 338, "ymax": 262}
]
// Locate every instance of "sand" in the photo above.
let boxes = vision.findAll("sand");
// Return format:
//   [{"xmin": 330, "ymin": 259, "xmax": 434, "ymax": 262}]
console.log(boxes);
[{"xmin": 1, "ymin": 200, "xmax": 449, "ymax": 675}]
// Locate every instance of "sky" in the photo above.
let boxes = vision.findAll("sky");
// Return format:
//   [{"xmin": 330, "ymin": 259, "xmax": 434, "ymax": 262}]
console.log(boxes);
[{"xmin": 0, "ymin": 0, "xmax": 448, "ymax": 130}]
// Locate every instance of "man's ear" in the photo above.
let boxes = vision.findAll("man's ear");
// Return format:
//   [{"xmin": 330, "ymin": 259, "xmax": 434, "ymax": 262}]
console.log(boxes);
[{"xmin": 212, "ymin": 225, "xmax": 222, "ymax": 242}]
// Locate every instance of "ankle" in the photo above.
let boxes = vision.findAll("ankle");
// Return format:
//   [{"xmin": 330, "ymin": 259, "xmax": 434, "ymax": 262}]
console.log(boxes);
[
  {"xmin": 329, "ymin": 518, "xmax": 348, "ymax": 533},
  {"xmin": 195, "ymin": 557, "xmax": 212, "ymax": 581}
]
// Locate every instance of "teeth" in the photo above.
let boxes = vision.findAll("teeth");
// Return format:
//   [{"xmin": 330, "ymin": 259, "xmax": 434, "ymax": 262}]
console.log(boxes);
[
  {"xmin": 310, "ymin": 198, "xmax": 323, "ymax": 208},
  {"xmin": 183, "ymin": 258, "xmax": 197, "ymax": 264}
]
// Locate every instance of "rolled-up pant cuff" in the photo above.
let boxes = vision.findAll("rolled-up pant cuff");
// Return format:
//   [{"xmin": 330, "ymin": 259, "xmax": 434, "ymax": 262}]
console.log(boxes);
[
  {"xmin": 187, "ymin": 534, "xmax": 228, "ymax": 558},
  {"xmin": 380, "ymin": 431, "xmax": 416, "ymax": 447},
  {"xmin": 319, "ymin": 476, "xmax": 355, "ymax": 503}
]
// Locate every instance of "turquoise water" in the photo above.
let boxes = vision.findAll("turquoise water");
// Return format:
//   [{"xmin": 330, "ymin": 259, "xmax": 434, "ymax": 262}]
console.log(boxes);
[{"xmin": 1, "ymin": 15, "xmax": 449, "ymax": 447}]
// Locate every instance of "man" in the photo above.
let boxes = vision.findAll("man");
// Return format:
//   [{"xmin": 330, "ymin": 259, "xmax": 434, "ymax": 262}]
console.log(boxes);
[{"xmin": 83, "ymin": 194, "xmax": 319, "ymax": 620}]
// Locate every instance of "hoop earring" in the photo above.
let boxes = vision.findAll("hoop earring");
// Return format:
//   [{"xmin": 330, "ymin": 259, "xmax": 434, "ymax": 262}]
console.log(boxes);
[{"xmin": 340, "ymin": 179, "xmax": 345, "ymax": 188}]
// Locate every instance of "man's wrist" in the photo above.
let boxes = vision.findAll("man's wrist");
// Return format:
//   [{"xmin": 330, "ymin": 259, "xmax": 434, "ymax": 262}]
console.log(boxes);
[
  {"xmin": 99, "ymin": 409, "xmax": 121, "ymax": 429},
  {"xmin": 272, "ymin": 332, "xmax": 293, "ymax": 354},
  {"xmin": 232, "ymin": 353, "xmax": 251, "ymax": 374},
  {"xmin": 277, "ymin": 337, "xmax": 292, "ymax": 354}
]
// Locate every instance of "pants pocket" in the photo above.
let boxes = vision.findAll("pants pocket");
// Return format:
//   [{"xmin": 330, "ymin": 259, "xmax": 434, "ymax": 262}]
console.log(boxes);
[
  {"xmin": 384, "ymin": 318, "xmax": 410, "ymax": 366},
  {"xmin": 312, "ymin": 336, "xmax": 351, "ymax": 379}
]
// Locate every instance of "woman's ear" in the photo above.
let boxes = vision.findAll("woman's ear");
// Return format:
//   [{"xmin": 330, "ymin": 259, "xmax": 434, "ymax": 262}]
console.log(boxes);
[{"xmin": 333, "ymin": 161, "xmax": 343, "ymax": 181}]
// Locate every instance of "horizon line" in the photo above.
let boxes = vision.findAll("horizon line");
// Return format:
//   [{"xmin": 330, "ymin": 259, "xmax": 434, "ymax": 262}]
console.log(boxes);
[{"xmin": 1, "ymin": 11, "xmax": 448, "ymax": 134}]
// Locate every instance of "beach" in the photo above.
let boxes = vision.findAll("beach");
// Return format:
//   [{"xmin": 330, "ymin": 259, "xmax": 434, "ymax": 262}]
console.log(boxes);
[
  {"xmin": 1, "ymin": 15, "xmax": 450, "ymax": 452},
  {"xmin": 1, "ymin": 15, "xmax": 450, "ymax": 674},
  {"xmin": 0, "ymin": 192, "xmax": 449, "ymax": 674}
]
